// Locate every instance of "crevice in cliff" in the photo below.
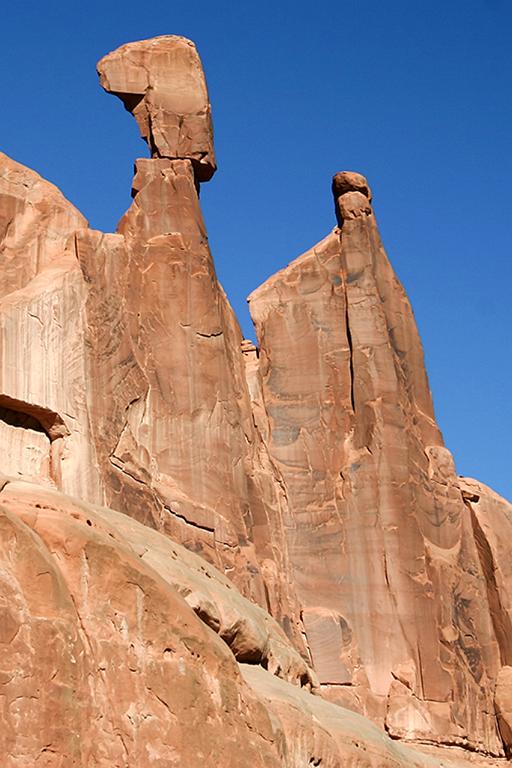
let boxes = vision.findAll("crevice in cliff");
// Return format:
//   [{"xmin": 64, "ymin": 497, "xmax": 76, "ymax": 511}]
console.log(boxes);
[
  {"xmin": 163, "ymin": 504, "xmax": 215, "ymax": 534},
  {"xmin": 0, "ymin": 394, "xmax": 69, "ymax": 441},
  {"xmin": 466, "ymin": 497, "xmax": 512, "ymax": 666},
  {"xmin": 340, "ymin": 254, "xmax": 356, "ymax": 415},
  {"xmin": 67, "ymin": 590, "xmax": 94, "ymax": 655},
  {"xmin": 109, "ymin": 458, "xmax": 148, "ymax": 486},
  {"xmin": 0, "ymin": 477, "xmax": 11, "ymax": 494},
  {"xmin": 0, "ymin": 404, "xmax": 47, "ymax": 435},
  {"xmin": 195, "ymin": 329, "xmax": 223, "ymax": 339}
]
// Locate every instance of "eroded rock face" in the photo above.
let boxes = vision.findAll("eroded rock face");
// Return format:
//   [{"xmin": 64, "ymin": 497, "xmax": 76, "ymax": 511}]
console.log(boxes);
[
  {"xmin": 76, "ymin": 156, "xmax": 304, "ymax": 646},
  {"xmin": 495, "ymin": 666, "xmax": 512, "ymax": 758},
  {"xmin": 97, "ymin": 36, "xmax": 216, "ymax": 181},
  {"xmin": 1, "ymin": 35, "xmax": 512, "ymax": 766},
  {"xmin": 0, "ymin": 152, "xmax": 87, "ymax": 297},
  {"xmin": 0, "ymin": 155, "xmax": 101, "ymax": 502},
  {"xmin": 0, "ymin": 40, "xmax": 304, "ymax": 654},
  {"xmin": 0, "ymin": 477, "xmax": 505, "ymax": 768},
  {"xmin": 247, "ymin": 175, "xmax": 506, "ymax": 754},
  {"xmin": 0, "ymin": 478, "xmax": 283, "ymax": 767},
  {"xmin": 459, "ymin": 478, "xmax": 512, "ymax": 756}
]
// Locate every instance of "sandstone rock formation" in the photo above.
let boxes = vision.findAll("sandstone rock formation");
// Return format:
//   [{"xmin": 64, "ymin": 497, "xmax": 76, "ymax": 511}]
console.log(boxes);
[
  {"xmin": 248, "ymin": 174, "xmax": 510, "ymax": 755},
  {"xmin": 1, "ymin": 33, "xmax": 511, "ymax": 767},
  {"xmin": 0, "ymin": 39, "xmax": 303, "ymax": 654},
  {"xmin": 0, "ymin": 475, "xmax": 507, "ymax": 768},
  {"xmin": 97, "ymin": 36, "xmax": 216, "ymax": 180}
]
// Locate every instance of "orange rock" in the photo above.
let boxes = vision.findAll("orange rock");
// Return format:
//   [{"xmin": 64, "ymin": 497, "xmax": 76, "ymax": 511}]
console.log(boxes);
[
  {"xmin": 332, "ymin": 169, "xmax": 373, "ymax": 199},
  {"xmin": 0, "ymin": 152, "xmax": 87, "ymax": 297},
  {"xmin": 247, "ymin": 176, "xmax": 505, "ymax": 754},
  {"xmin": 97, "ymin": 36, "xmax": 216, "ymax": 181},
  {"xmin": 0, "ymin": 479, "xmax": 282, "ymax": 767},
  {"xmin": 1, "ymin": 35, "xmax": 512, "ymax": 766},
  {"xmin": 495, "ymin": 666, "xmax": 512, "ymax": 756},
  {"xmin": 0, "ymin": 477, "xmax": 505, "ymax": 768}
]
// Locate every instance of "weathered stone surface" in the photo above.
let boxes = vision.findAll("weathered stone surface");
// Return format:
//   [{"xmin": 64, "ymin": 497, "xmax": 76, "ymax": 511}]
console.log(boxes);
[
  {"xmin": 459, "ymin": 478, "xmax": 512, "ymax": 756},
  {"xmin": 495, "ymin": 666, "xmax": 512, "ymax": 757},
  {"xmin": 1, "ymin": 35, "xmax": 512, "ymax": 767},
  {"xmin": 0, "ymin": 476, "xmax": 505, "ymax": 768},
  {"xmin": 0, "ymin": 478, "xmax": 284, "ymax": 767},
  {"xmin": 0, "ymin": 43, "xmax": 304, "ymax": 651},
  {"xmin": 97, "ymin": 36, "xmax": 216, "ymax": 180},
  {"xmin": 0, "ymin": 152, "xmax": 87, "ymax": 297},
  {"xmin": 76, "ymin": 153, "xmax": 304, "ymax": 648},
  {"xmin": 242, "ymin": 665, "xmax": 506, "ymax": 768},
  {"xmin": 247, "ymin": 177, "xmax": 505, "ymax": 754},
  {"xmin": 0, "ymin": 154, "xmax": 102, "ymax": 503},
  {"xmin": 459, "ymin": 478, "xmax": 512, "ymax": 668},
  {"xmin": 1, "ymin": 479, "xmax": 313, "ymax": 687}
]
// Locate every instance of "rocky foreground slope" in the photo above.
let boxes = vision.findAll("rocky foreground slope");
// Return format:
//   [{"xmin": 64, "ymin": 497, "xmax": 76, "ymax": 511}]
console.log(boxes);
[{"xmin": 0, "ymin": 35, "xmax": 511, "ymax": 766}]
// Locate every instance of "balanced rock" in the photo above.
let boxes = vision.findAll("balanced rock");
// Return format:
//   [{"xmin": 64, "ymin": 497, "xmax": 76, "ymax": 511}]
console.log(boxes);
[
  {"xmin": 97, "ymin": 36, "xmax": 216, "ymax": 181},
  {"xmin": 332, "ymin": 170, "xmax": 372, "ymax": 200}
]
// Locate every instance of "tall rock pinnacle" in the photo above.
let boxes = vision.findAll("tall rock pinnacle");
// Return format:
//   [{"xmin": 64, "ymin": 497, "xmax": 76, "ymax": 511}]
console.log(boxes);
[
  {"xmin": 1, "ymin": 35, "xmax": 511, "ymax": 767},
  {"xmin": 247, "ymin": 172, "xmax": 505, "ymax": 753},
  {"xmin": 97, "ymin": 36, "xmax": 216, "ymax": 181}
]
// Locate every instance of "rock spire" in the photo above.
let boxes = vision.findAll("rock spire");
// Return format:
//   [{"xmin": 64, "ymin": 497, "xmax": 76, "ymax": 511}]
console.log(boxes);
[{"xmin": 0, "ymin": 35, "xmax": 511, "ymax": 768}]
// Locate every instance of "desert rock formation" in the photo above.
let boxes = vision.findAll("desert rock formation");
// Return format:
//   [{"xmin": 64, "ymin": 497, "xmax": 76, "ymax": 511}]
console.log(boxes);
[
  {"xmin": 1, "ymin": 34, "xmax": 511, "ymax": 767},
  {"xmin": 247, "ymin": 171, "xmax": 507, "ymax": 754},
  {"xmin": 97, "ymin": 36, "xmax": 216, "ymax": 181}
]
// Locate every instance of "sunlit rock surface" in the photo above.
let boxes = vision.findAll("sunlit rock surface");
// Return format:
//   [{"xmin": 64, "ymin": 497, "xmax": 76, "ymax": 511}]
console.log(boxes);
[
  {"xmin": 97, "ymin": 36, "xmax": 216, "ymax": 180},
  {"xmin": 248, "ymin": 174, "xmax": 509, "ymax": 753},
  {"xmin": 0, "ymin": 34, "xmax": 511, "ymax": 767},
  {"xmin": 0, "ymin": 477, "xmax": 507, "ymax": 768}
]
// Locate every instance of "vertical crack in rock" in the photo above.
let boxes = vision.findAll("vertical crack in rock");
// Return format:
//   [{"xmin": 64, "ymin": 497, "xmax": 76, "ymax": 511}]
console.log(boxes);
[
  {"xmin": 248, "ymin": 171, "xmax": 506, "ymax": 755},
  {"xmin": 465, "ymin": 493, "xmax": 512, "ymax": 667},
  {"xmin": 340, "ymin": 233, "xmax": 356, "ymax": 415}
]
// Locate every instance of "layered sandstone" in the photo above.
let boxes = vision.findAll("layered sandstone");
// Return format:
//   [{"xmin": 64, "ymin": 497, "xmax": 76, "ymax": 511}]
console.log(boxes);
[
  {"xmin": 0, "ymin": 154, "xmax": 101, "ymax": 502},
  {"xmin": 97, "ymin": 36, "xmax": 216, "ymax": 180},
  {"xmin": 0, "ymin": 476, "xmax": 506, "ymax": 768},
  {"xmin": 0, "ymin": 477, "xmax": 288, "ymax": 767},
  {"xmin": 248, "ymin": 174, "xmax": 507, "ymax": 753},
  {"xmin": 0, "ymin": 39, "xmax": 304, "ymax": 650},
  {"xmin": 0, "ymin": 33, "xmax": 511, "ymax": 767}
]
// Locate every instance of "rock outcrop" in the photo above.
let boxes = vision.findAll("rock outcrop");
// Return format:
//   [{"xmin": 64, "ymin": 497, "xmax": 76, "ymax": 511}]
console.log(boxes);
[
  {"xmin": 0, "ymin": 476, "xmax": 506, "ymax": 768},
  {"xmin": 0, "ymin": 33, "xmax": 511, "ymax": 767},
  {"xmin": 0, "ymin": 477, "xmax": 293, "ymax": 768},
  {"xmin": 0, "ymin": 39, "xmax": 303, "ymax": 654},
  {"xmin": 247, "ymin": 173, "xmax": 508, "ymax": 754},
  {"xmin": 97, "ymin": 36, "xmax": 216, "ymax": 180}
]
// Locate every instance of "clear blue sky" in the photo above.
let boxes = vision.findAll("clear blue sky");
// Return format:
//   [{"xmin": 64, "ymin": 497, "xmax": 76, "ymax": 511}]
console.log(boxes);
[{"xmin": 1, "ymin": 1, "xmax": 510, "ymax": 500}]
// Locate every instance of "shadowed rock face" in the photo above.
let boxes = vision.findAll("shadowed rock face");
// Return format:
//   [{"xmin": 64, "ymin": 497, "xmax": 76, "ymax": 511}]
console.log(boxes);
[{"xmin": 1, "ymin": 35, "xmax": 512, "ymax": 766}]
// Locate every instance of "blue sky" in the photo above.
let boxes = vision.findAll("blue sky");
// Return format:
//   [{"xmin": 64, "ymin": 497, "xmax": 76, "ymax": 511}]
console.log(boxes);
[{"xmin": 1, "ymin": 0, "xmax": 510, "ymax": 500}]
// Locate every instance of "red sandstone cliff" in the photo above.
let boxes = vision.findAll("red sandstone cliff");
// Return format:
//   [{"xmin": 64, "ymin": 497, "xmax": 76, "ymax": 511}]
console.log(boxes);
[
  {"xmin": 0, "ymin": 34, "xmax": 511, "ymax": 767},
  {"xmin": 248, "ymin": 172, "xmax": 506, "ymax": 753}
]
